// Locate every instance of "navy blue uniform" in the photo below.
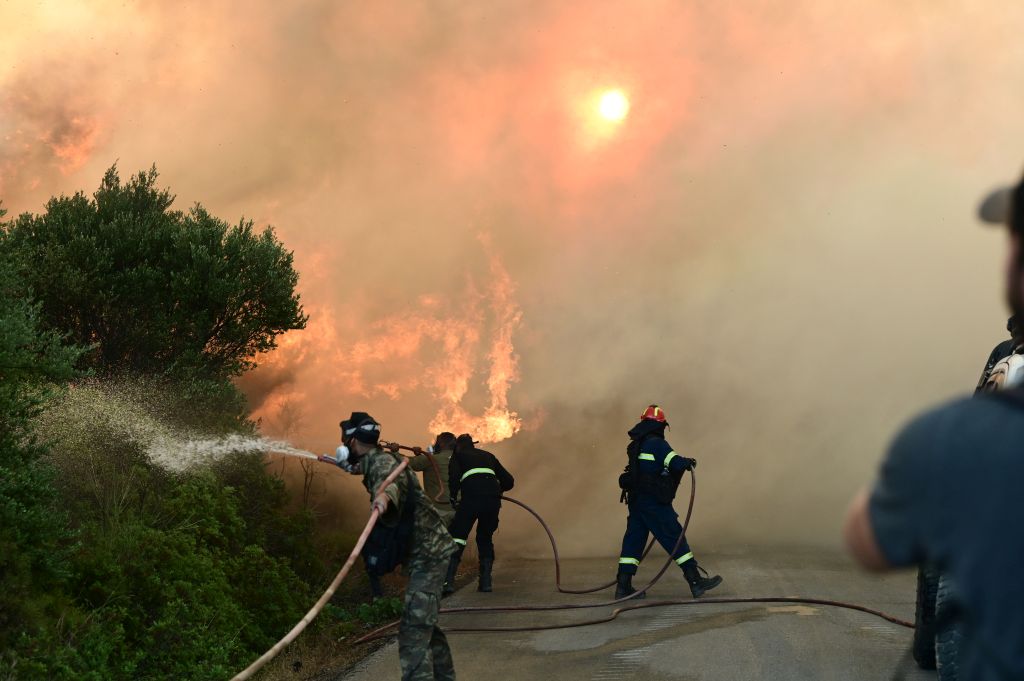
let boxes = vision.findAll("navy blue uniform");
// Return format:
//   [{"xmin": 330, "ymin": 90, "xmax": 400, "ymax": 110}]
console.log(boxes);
[
  {"xmin": 447, "ymin": 446, "xmax": 514, "ymax": 560},
  {"xmin": 618, "ymin": 433, "xmax": 694, "ymax": 575}
]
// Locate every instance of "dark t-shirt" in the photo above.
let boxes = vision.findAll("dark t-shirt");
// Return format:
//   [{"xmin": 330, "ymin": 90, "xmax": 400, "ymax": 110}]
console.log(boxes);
[{"xmin": 869, "ymin": 395, "xmax": 1024, "ymax": 680}]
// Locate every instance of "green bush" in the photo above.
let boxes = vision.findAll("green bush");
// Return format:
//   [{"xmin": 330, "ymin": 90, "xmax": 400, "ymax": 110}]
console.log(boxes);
[
  {"xmin": 324, "ymin": 596, "xmax": 404, "ymax": 638},
  {"xmin": 0, "ymin": 228, "xmax": 83, "ymax": 672},
  {"xmin": 0, "ymin": 174, "xmax": 351, "ymax": 680},
  {"xmin": 2, "ymin": 165, "xmax": 307, "ymax": 379},
  {"xmin": 35, "ymin": 422, "xmax": 324, "ymax": 680}
]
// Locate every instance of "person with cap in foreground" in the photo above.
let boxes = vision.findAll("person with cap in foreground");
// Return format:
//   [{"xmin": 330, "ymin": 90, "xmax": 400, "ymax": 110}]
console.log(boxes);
[
  {"xmin": 444, "ymin": 434, "xmax": 514, "ymax": 595},
  {"xmin": 409, "ymin": 432, "xmax": 457, "ymax": 527},
  {"xmin": 322, "ymin": 412, "xmax": 457, "ymax": 681},
  {"xmin": 844, "ymin": 172, "xmax": 1024, "ymax": 680},
  {"xmin": 615, "ymin": 405, "xmax": 722, "ymax": 600}
]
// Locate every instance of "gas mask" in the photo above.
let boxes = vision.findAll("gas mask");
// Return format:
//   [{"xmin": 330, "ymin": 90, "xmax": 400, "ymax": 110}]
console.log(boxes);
[{"xmin": 334, "ymin": 442, "xmax": 361, "ymax": 473}]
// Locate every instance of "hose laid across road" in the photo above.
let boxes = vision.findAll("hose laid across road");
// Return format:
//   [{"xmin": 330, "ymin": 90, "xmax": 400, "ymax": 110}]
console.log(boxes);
[
  {"xmin": 353, "ymin": 470, "xmax": 912, "ymax": 644},
  {"xmin": 232, "ymin": 454, "xmax": 913, "ymax": 679}
]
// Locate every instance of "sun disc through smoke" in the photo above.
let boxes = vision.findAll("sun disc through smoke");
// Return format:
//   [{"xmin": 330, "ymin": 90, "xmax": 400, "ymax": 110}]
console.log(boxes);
[{"xmin": 598, "ymin": 89, "xmax": 630, "ymax": 122}]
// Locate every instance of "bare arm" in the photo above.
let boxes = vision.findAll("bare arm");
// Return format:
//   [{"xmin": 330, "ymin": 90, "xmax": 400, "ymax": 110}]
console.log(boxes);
[{"xmin": 843, "ymin": 487, "xmax": 892, "ymax": 572}]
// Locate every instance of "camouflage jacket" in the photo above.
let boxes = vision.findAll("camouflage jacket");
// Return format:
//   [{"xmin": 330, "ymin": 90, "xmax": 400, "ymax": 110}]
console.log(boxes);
[
  {"xmin": 409, "ymin": 448, "xmax": 453, "ymax": 506},
  {"xmin": 362, "ymin": 447, "xmax": 457, "ymax": 572}
]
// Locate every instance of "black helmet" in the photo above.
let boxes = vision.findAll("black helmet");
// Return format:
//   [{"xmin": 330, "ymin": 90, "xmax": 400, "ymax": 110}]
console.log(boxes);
[
  {"xmin": 340, "ymin": 412, "xmax": 381, "ymax": 444},
  {"xmin": 454, "ymin": 433, "xmax": 477, "ymax": 453}
]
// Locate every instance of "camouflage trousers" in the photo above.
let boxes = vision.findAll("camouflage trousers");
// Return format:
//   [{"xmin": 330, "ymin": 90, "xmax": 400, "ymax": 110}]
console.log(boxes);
[{"xmin": 400, "ymin": 558, "xmax": 455, "ymax": 681}]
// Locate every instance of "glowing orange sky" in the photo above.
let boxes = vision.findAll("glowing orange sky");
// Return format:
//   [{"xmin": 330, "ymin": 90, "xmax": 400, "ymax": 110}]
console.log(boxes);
[{"xmin": 4, "ymin": 0, "xmax": 1024, "ymax": 547}]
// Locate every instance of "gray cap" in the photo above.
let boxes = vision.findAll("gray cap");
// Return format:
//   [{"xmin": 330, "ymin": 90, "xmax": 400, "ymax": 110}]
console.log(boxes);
[{"xmin": 979, "ymin": 185, "xmax": 1014, "ymax": 225}]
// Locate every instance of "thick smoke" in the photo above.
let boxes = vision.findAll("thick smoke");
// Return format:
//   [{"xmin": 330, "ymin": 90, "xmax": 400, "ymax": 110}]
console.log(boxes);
[{"xmin": 4, "ymin": 1, "xmax": 1024, "ymax": 554}]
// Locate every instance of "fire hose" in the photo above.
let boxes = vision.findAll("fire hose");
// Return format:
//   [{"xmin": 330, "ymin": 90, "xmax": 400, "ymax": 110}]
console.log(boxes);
[
  {"xmin": 229, "ymin": 458, "xmax": 410, "ymax": 681},
  {"xmin": 352, "ymin": 469, "xmax": 913, "ymax": 644},
  {"xmin": 382, "ymin": 439, "xmax": 670, "ymax": 595},
  {"xmin": 379, "ymin": 440, "xmax": 448, "ymax": 505},
  {"xmin": 232, "ymin": 446, "xmax": 913, "ymax": 679}
]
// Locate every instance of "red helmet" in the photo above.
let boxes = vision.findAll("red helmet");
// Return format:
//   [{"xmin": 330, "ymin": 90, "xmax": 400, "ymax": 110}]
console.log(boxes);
[{"xmin": 640, "ymin": 405, "xmax": 667, "ymax": 423}]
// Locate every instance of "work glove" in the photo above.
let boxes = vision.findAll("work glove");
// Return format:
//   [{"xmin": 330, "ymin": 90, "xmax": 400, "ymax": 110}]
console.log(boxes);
[
  {"xmin": 680, "ymin": 457, "xmax": 697, "ymax": 471},
  {"xmin": 411, "ymin": 446, "xmax": 424, "ymax": 455},
  {"xmin": 371, "ymin": 494, "xmax": 389, "ymax": 516}
]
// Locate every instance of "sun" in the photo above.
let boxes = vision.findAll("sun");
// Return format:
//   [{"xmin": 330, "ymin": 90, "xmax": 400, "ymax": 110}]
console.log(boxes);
[{"xmin": 598, "ymin": 89, "xmax": 630, "ymax": 122}]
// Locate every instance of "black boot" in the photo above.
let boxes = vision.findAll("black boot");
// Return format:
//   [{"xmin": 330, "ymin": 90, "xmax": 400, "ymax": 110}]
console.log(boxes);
[
  {"xmin": 443, "ymin": 547, "xmax": 464, "ymax": 596},
  {"xmin": 478, "ymin": 558, "xmax": 494, "ymax": 592},
  {"xmin": 368, "ymin": 572, "xmax": 384, "ymax": 600},
  {"xmin": 614, "ymin": 571, "xmax": 645, "ymax": 600},
  {"xmin": 682, "ymin": 560, "xmax": 722, "ymax": 598}
]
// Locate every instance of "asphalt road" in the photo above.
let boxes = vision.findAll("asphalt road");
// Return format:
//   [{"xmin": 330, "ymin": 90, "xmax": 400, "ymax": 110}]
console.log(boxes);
[{"xmin": 344, "ymin": 549, "xmax": 935, "ymax": 680}]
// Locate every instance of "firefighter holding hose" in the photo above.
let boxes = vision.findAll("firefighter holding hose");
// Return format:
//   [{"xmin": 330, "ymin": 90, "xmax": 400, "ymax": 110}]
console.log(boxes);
[
  {"xmin": 409, "ymin": 432, "xmax": 457, "ymax": 527},
  {"xmin": 615, "ymin": 405, "xmax": 723, "ymax": 599},
  {"xmin": 321, "ymin": 412, "xmax": 457, "ymax": 681},
  {"xmin": 444, "ymin": 433, "xmax": 515, "ymax": 595}
]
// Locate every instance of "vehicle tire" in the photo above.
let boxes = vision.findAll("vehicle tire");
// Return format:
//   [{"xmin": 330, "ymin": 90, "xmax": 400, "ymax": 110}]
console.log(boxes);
[
  {"xmin": 913, "ymin": 564, "xmax": 939, "ymax": 669},
  {"xmin": 935, "ymin": 573, "xmax": 962, "ymax": 681}
]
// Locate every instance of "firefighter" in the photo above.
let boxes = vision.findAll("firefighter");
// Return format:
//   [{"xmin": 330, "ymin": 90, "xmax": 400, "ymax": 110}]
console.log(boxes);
[
  {"xmin": 322, "ymin": 412, "xmax": 457, "ymax": 680},
  {"xmin": 409, "ymin": 432, "xmax": 456, "ymax": 527},
  {"xmin": 444, "ymin": 433, "xmax": 514, "ymax": 595},
  {"xmin": 615, "ymin": 405, "xmax": 722, "ymax": 599}
]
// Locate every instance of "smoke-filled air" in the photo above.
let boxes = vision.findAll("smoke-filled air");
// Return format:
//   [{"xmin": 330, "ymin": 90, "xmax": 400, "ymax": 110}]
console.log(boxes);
[{"xmin": 5, "ymin": 0, "xmax": 1024, "ymax": 556}]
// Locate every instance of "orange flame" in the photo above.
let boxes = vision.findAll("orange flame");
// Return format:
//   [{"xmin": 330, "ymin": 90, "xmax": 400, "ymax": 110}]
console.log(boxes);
[
  {"xmin": 249, "ymin": 238, "xmax": 523, "ymax": 444},
  {"xmin": 428, "ymin": 240, "xmax": 522, "ymax": 442}
]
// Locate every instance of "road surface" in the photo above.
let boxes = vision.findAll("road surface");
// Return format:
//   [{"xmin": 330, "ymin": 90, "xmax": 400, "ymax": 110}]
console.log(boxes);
[{"xmin": 344, "ymin": 549, "xmax": 934, "ymax": 680}]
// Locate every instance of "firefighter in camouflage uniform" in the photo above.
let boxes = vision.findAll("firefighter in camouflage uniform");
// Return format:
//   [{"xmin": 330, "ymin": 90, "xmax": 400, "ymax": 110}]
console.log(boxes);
[{"xmin": 326, "ymin": 412, "xmax": 458, "ymax": 681}]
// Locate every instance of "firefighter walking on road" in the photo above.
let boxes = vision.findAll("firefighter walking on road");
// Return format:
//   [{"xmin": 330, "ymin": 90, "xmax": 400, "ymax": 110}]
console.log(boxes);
[
  {"xmin": 444, "ymin": 433, "xmax": 514, "ymax": 595},
  {"xmin": 616, "ymin": 405, "xmax": 723, "ymax": 600}
]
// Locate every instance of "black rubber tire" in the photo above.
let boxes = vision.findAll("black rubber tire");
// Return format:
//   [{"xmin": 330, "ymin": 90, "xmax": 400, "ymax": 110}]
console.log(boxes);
[
  {"xmin": 935, "ymin": 573, "xmax": 961, "ymax": 681},
  {"xmin": 913, "ymin": 564, "xmax": 939, "ymax": 670}
]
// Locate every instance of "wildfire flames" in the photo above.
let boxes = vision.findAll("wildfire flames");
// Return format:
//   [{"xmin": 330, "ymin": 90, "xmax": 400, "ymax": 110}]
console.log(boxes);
[
  {"xmin": 427, "ymin": 241, "xmax": 523, "ymax": 442},
  {"xmin": 252, "ymin": 238, "xmax": 523, "ymax": 444}
]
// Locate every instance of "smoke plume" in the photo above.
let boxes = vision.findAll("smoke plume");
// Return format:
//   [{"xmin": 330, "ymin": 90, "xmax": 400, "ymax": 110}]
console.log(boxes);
[{"xmin": 5, "ymin": 1, "xmax": 1024, "ymax": 554}]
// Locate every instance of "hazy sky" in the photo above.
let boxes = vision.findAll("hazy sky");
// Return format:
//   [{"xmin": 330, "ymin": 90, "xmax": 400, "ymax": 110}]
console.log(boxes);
[{"xmin": 4, "ymin": 0, "xmax": 1024, "ymax": 551}]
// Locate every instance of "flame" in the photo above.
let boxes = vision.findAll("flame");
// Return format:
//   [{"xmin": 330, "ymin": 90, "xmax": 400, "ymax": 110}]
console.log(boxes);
[
  {"xmin": 428, "ymin": 240, "xmax": 522, "ymax": 442},
  {"xmin": 248, "ymin": 237, "xmax": 523, "ymax": 444}
]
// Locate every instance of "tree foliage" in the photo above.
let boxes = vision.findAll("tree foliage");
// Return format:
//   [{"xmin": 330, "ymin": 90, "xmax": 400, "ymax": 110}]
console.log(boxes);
[
  {"xmin": 0, "ymin": 224, "xmax": 82, "ymax": 659},
  {"xmin": 3, "ymin": 166, "xmax": 308, "ymax": 377},
  {"xmin": 0, "ymin": 182, "xmax": 354, "ymax": 680}
]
